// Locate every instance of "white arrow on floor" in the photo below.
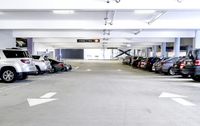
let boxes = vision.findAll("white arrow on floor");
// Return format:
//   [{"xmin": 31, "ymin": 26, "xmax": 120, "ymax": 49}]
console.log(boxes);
[
  {"xmin": 159, "ymin": 92, "xmax": 196, "ymax": 106},
  {"xmin": 27, "ymin": 92, "xmax": 57, "ymax": 107}
]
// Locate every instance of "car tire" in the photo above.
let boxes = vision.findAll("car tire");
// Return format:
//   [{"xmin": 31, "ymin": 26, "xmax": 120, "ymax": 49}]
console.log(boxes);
[
  {"xmin": 52, "ymin": 67, "xmax": 57, "ymax": 73},
  {"xmin": 192, "ymin": 75, "xmax": 200, "ymax": 82},
  {"xmin": 35, "ymin": 66, "xmax": 41, "ymax": 75},
  {"xmin": 168, "ymin": 68, "xmax": 175, "ymax": 75},
  {"xmin": 0, "ymin": 68, "xmax": 17, "ymax": 83}
]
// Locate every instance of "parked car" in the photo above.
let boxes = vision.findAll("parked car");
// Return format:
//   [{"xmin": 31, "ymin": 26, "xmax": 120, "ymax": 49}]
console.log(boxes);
[
  {"xmin": 132, "ymin": 57, "xmax": 143, "ymax": 67},
  {"xmin": 32, "ymin": 55, "xmax": 52, "ymax": 74},
  {"xmin": 139, "ymin": 57, "xmax": 147, "ymax": 69},
  {"xmin": 122, "ymin": 56, "xmax": 132, "ymax": 65},
  {"xmin": 146, "ymin": 57, "xmax": 160, "ymax": 71},
  {"xmin": 161, "ymin": 57, "xmax": 180, "ymax": 75},
  {"xmin": 0, "ymin": 49, "xmax": 37, "ymax": 83},
  {"xmin": 153, "ymin": 57, "xmax": 170, "ymax": 73},
  {"xmin": 172, "ymin": 57, "xmax": 191, "ymax": 77},
  {"xmin": 49, "ymin": 59, "xmax": 72, "ymax": 73},
  {"xmin": 183, "ymin": 49, "xmax": 200, "ymax": 81}
]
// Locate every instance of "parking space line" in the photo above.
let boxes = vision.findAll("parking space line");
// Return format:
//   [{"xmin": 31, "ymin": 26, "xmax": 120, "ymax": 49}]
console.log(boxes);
[
  {"xmin": 172, "ymin": 98, "xmax": 196, "ymax": 106},
  {"xmin": 40, "ymin": 92, "xmax": 57, "ymax": 98},
  {"xmin": 86, "ymin": 69, "xmax": 92, "ymax": 71}
]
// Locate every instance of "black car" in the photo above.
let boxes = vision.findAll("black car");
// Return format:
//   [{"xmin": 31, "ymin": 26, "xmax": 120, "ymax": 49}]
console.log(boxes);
[
  {"xmin": 181, "ymin": 49, "xmax": 200, "ymax": 81},
  {"xmin": 172, "ymin": 57, "xmax": 192, "ymax": 77},
  {"xmin": 132, "ymin": 57, "xmax": 143, "ymax": 67},
  {"xmin": 146, "ymin": 57, "xmax": 160, "ymax": 71}
]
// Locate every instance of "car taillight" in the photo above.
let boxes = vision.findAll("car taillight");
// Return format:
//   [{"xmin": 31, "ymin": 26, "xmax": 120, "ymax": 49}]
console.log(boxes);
[
  {"xmin": 195, "ymin": 60, "xmax": 200, "ymax": 66},
  {"xmin": 180, "ymin": 62, "xmax": 185, "ymax": 69},
  {"xmin": 21, "ymin": 59, "xmax": 30, "ymax": 64},
  {"xmin": 59, "ymin": 63, "xmax": 64, "ymax": 67}
]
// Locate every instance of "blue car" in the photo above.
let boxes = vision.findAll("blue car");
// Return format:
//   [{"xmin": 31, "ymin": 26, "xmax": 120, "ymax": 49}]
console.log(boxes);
[{"xmin": 161, "ymin": 57, "xmax": 180, "ymax": 75}]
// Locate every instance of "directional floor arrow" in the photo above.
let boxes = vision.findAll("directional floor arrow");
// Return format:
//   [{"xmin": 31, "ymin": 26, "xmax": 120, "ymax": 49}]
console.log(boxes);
[
  {"xmin": 159, "ymin": 92, "xmax": 187, "ymax": 98},
  {"xmin": 27, "ymin": 92, "xmax": 57, "ymax": 107},
  {"xmin": 159, "ymin": 92, "xmax": 195, "ymax": 106}
]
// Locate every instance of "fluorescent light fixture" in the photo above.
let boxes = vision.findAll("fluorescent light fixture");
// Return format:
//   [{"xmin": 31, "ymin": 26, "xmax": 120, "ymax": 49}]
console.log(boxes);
[
  {"xmin": 53, "ymin": 10, "xmax": 75, "ymax": 14},
  {"xmin": 134, "ymin": 10, "xmax": 156, "ymax": 14}
]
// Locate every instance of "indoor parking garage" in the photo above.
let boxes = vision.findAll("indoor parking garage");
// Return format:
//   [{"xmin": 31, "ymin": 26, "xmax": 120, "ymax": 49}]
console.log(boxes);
[{"xmin": 1, "ymin": 0, "xmax": 200, "ymax": 126}]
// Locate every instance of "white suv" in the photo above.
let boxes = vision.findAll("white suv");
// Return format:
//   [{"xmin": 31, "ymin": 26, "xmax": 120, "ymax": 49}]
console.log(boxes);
[{"xmin": 0, "ymin": 49, "xmax": 37, "ymax": 83}]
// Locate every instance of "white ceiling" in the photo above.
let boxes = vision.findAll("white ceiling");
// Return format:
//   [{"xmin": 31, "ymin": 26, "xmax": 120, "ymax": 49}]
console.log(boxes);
[{"xmin": 0, "ymin": 0, "xmax": 200, "ymax": 49}]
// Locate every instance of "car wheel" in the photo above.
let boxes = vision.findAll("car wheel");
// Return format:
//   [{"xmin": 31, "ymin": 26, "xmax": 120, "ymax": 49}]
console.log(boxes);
[
  {"xmin": 52, "ymin": 67, "xmax": 57, "ymax": 73},
  {"xmin": 35, "ymin": 66, "xmax": 41, "ymax": 75},
  {"xmin": 192, "ymin": 75, "xmax": 200, "ymax": 82},
  {"xmin": 1, "ymin": 68, "xmax": 16, "ymax": 83},
  {"xmin": 168, "ymin": 68, "xmax": 175, "ymax": 75}
]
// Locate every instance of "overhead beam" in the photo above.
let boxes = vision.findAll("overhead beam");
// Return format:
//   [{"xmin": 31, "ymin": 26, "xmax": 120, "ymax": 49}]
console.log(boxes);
[
  {"xmin": 13, "ymin": 30, "xmax": 195, "ymax": 38},
  {"xmin": 0, "ymin": 0, "xmax": 199, "ymax": 10},
  {"xmin": 32, "ymin": 38, "xmax": 175, "ymax": 43}
]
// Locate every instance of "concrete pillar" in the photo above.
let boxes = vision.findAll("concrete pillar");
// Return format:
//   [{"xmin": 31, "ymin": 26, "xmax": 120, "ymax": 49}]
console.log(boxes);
[
  {"xmin": 146, "ymin": 48, "xmax": 151, "ymax": 57},
  {"xmin": 0, "ymin": 30, "xmax": 15, "ymax": 49},
  {"xmin": 193, "ymin": 30, "xmax": 200, "ymax": 49},
  {"xmin": 152, "ymin": 46, "xmax": 157, "ymax": 57},
  {"xmin": 161, "ymin": 42, "xmax": 167, "ymax": 57},
  {"xmin": 174, "ymin": 38, "xmax": 180, "ymax": 57},
  {"xmin": 27, "ymin": 38, "xmax": 33, "ymax": 54}
]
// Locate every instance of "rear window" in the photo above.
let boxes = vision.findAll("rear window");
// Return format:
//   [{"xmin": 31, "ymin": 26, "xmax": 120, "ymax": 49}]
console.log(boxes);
[
  {"xmin": 3, "ymin": 50, "xmax": 29, "ymax": 58},
  {"xmin": 32, "ymin": 55, "xmax": 40, "ymax": 59}
]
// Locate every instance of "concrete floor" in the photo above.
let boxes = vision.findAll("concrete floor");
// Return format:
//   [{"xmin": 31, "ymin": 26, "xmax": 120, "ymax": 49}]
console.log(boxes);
[{"xmin": 1, "ymin": 61, "xmax": 200, "ymax": 126}]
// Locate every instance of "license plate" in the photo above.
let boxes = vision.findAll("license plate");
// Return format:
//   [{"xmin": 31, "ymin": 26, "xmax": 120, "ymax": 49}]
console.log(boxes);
[{"xmin": 186, "ymin": 62, "xmax": 192, "ymax": 65}]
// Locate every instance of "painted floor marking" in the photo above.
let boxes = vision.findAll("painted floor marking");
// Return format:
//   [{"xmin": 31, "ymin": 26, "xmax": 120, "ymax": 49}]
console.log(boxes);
[
  {"xmin": 172, "ymin": 98, "xmax": 196, "ymax": 106},
  {"xmin": 40, "ymin": 92, "xmax": 57, "ymax": 98},
  {"xmin": 27, "ymin": 92, "xmax": 57, "ymax": 107},
  {"xmin": 159, "ymin": 92, "xmax": 196, "ymax": 106},
  {"xmin": 86, "ymin": 69, "xmax": 92, "ymax": 71}
]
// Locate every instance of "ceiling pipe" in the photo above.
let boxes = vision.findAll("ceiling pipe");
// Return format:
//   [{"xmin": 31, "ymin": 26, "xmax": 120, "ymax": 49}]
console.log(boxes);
[
  {"xmin": 106, "ymin": 0, "xmax": 121, "ymax": 3},
  {"xmin": 104, "ymin": 11, "xmax": 109, "ymax": 25},
  {"xmin": 134, "ymin": 29, "xmax": 142, "ymax": 35},
  {"xmin": 104, "ymin": 11, "xmax": 115, "ymax": 25},
  {"xmin": 177, "ymin": 0, "xmax": 183, "ymax": 3},
  {"xmin": 109, "ymin": 11, "xmax": 116, "ymax": 25},
  {"xmin": 103, "ymin": 29, "xmax": 110, "ymax": 35},
  {"xmin": 147, "ymin": 11, "xmax": 167, "ymax": 25}
]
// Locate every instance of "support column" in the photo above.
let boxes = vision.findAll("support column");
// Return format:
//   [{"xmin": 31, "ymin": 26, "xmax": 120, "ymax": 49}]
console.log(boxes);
[
  {"xmin": 27, "ymin": 38, "xmax": 33, "ymax": 54},
  {"xmin": 146, "ymin": 48, "xmax": 151, "ymax": 57},
  {"xmin": 152, "ymin": 45, "xmax": 157, "ymax": 57},
  {"xmin": 174, "ymin": 38, "xmax": 180, "ymax": 57},
  {"xmin": 193, "ymin": 30, "xmax": 200, "ymax": 49},
  {"xmin": 161, "ymin": 42, "xmax": 167, "ymax": 57},
  {"xmin": 0, "ymin": 30, "xmax": 15, "ymax": 48}
]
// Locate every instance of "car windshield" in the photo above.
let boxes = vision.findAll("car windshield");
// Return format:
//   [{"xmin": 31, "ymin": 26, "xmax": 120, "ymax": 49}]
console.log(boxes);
[{"xmin": 3, "ymin": 50, "xmax": 30, "ymax": 58}]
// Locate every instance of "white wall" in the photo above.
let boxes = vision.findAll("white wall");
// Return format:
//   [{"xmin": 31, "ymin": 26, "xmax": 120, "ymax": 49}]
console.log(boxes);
[
  {"xmin": 84, "ymin": 49, "xmax": 118, "ymax": 60},
  {"xmin": 0, "ymin": 30, "xmax": 15, "ymax": 49},
  {"xmin": 33, "ymin": 42, "xmax": 55, "ymax": 58}
]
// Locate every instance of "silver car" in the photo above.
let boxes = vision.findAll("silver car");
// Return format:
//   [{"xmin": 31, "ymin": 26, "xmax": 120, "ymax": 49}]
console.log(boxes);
[
  {"xmin": 32, "ymin": 55, "xmax": 52, "ymax": 74},
  {"xmin": 0, "ymin": 49, "xmax": 37, "ymax": 83}
]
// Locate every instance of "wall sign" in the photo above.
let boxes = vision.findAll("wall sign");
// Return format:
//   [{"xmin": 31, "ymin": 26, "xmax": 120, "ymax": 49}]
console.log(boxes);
[{"xmin": 77, "ymin": 39, "xmax": 100, "ymax": 43}]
